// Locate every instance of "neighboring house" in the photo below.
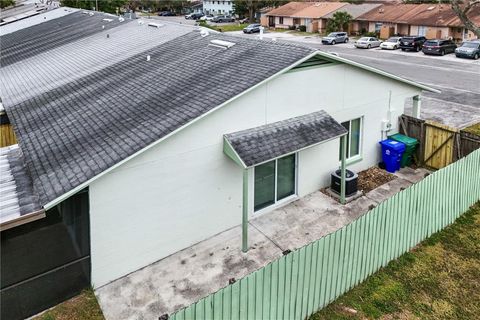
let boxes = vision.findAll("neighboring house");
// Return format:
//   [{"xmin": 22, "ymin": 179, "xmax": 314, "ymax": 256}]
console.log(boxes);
[
  {"xmin": 356, "ymin": 4, "xmax": 480, "ymax": 40},
  {"xmin": 265, "ymin": 1, "xmax": 348, "ymax": 33},
  {"xmin": 322, "ymin": 3, "xmax": 381, "ymax": 35},
  {"xmin": 187, "ymin": 0, "xmax": 203, "ymax": 14},
  {"xmin": 203, "ymin": 0, "xmax": 233, "ymax": 15},
  {"xmin": 0, "ymin": 7, "xmax": 436, "ymax": 320}
]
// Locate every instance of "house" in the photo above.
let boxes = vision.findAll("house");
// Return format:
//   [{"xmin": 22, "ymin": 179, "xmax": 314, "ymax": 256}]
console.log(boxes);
[
  {"xmin": 203, "ymin": 0, "xmax": 233, "ymax": 15},
  {"xmin": 356, "ymin": 4, "xmax": 480, "ymax": 40},
  {"xmin": 0, "ymin": 7, "xmax": 437, "ymax": 320},
  {"xmin": 264, "ymin": 1, "xmax": 348, "ymax": 33},
  {"xmin": 322, "ymin": 3, "xmax": 382, "ymax": 35}
]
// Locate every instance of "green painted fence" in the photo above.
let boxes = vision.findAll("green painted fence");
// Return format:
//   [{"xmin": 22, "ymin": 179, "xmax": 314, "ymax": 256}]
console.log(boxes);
[{"xmin": 171, "ymin": 149, "xmax": 480, "ymax": 320}]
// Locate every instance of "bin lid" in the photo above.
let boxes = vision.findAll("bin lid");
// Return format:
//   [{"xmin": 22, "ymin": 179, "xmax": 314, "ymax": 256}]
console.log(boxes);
[
  {"xmin": 379, "ymin": 139, "xmax": 406, "ymax": 152},
  {"xmin": 388, "ymin": 133, "xmax": 418, "ymax": 146}
]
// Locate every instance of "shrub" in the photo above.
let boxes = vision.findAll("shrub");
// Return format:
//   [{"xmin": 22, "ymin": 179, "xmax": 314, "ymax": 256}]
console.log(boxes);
[{"xmin": 298, "ymin": 25, "xmax": 306, "ymax": 32}]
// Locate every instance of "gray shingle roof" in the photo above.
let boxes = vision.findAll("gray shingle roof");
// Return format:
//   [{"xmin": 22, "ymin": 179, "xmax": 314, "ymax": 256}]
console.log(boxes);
[
  {"xmin": 224, "ymin": 110, "xmax": 347, "ymax": 167},
  {"xmin": 3, "ymin": 27, "xmax": 315, "ymax": 206},
  {"xmin": 0, "ymin": 10, "xmax": 124, "ymax": 67}
]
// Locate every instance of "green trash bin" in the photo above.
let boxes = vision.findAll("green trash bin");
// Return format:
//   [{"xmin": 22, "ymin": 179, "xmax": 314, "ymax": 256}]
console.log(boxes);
[{"xmin": 388, "ymin": 133, "xmax": 418, "ymax": 167}]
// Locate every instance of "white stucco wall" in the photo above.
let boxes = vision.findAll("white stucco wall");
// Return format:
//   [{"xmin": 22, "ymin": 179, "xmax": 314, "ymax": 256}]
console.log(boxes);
[
  {"xmin": 89, "ymin": 62, "xmax": 420, "ymax": 287},
  {"xmin": 203, "ymin": 0, "xmax": 233, "ymax": 15}
]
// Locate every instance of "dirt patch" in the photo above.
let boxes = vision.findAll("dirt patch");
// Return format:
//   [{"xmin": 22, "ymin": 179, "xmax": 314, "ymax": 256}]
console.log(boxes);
[{"xmin": 357, "ymin": 166, "xmax": 397, "ymax": 193}]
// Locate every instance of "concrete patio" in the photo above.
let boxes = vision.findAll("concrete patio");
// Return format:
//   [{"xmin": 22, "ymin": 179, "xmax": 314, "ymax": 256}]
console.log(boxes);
[{"xmin": 96, "ymin": 167, "xmax": 429, "ymax": 320}]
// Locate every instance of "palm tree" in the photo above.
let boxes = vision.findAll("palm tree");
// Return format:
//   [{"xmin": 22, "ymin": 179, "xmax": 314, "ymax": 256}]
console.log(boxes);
[{"xmin": 330, "ymin": 11, "xmax": 353, "ymax": 32}]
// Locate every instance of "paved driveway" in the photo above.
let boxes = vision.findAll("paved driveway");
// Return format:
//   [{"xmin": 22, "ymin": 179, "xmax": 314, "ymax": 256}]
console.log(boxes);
[{"xmin": 96, "ymin": 167, "xmax": 429, "ymax": 320}]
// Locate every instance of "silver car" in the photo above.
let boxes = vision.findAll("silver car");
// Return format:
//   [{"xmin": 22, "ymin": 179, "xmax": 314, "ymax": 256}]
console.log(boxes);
[
  {"xmin": 354, "ymin": 37, "xmax": 382, "ymax": 49},
  {"xmin": 380, "ymin": 36, "xmax": 402, "ymax": 50}
]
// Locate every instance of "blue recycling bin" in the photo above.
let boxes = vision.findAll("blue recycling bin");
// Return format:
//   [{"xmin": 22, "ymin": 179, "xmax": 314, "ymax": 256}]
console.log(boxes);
[{"xmin": 379, "ymin": 139, "xmax": 406, "ymax": 173}]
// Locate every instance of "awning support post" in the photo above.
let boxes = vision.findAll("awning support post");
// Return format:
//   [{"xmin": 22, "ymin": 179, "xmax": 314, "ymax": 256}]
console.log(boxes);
[
  {"xmin": 412, "ymin": 95, "xmax": 421, "ymax": 119},
  {"xmin": 340, "ymin": 135, "xmax": 347, "ymax": 205},
  {"xmin": 242, "ymin": 169, "xmax": 249, "ymax": 252}
]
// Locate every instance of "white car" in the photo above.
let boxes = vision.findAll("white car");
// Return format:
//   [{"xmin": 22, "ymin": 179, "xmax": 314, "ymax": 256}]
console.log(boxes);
[
  {"xmin": 354, "ymin": 37, "xmax": 382, "ymax": 49},
  {"xmin": 199, "ymin": 15, "xmax": 214, "ymax": 21},
  {"xmin": 380, "ymin": 37, "xmax": 402, "ymax": 50}
]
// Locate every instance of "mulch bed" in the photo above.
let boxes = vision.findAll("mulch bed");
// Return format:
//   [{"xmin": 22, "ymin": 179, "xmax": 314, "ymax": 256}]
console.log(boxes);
[{"xmin": 357, "ymin": 166, "xmax": 397, "ymax": 193}]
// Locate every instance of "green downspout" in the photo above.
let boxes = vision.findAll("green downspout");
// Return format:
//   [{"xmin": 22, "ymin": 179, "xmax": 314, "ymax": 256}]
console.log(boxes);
[
  {"xmin": 340, "ymin": 135, "xmax": 347, "ymax": 204},
  {"xmin": 242, "ymin": 169, "xmax": 249, "ymax": 252}
]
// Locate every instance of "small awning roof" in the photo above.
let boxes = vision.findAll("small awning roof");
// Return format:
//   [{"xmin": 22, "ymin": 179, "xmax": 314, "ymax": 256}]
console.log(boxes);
[{"xmin": 224, "ymin": 110, "xmax": 347, "ymax": 168}]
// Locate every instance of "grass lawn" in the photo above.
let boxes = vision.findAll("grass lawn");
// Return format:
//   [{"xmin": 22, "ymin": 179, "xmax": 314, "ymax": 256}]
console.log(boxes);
[
  {"xmin": 310, "ymin": 201, "xmax": 480, "ymax": 320},
  {"xmin": 463, "ymin": 122, "xmax": 480, "ymax": 135},
  {"xmin": 34, "ymin": 289, "xmax": 104, "ymax": 320}
]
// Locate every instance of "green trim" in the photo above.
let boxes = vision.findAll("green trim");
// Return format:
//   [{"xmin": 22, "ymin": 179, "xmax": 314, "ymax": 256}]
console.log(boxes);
[
  {"xmin": 223, "ymin": 137, "xmax": 247, "ymax": 168},
  {"xmin": 340, "ymin": 135, "xmax": 347, "ymax": 205},
  {"xmin": 242, "ymin": 169, "xmax": 249, "ymax": 252}
]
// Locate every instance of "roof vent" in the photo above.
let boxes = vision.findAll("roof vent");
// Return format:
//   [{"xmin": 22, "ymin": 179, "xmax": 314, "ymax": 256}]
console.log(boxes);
[
  {"xmin": 427, "ymin": 6, "xmax": 435, "ymax": 10},
  {"xmin": 103, "ymin": 18, "xmax": 113, "ymax": 22},
  {"xmin": 209, "ymin": 39, "xmax": 236, "ymax": 49},
  {"xmin": 200, "ymin": 28, "xmax": 209, "ymax": 37},
  {"xmin": 148, "ymin": 22, "xmax": 163, "ymax": 28}
]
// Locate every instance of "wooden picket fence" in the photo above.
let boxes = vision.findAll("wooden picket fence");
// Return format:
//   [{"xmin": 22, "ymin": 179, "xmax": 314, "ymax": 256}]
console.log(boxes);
[{"xmin": 171, "ymin": 149, "xmax": 480, "ymax": 320}]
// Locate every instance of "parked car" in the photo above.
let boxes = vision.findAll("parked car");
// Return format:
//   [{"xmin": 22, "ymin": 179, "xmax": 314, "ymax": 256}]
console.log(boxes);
[
  {"xmin": 321, "ymin": 32, "xmax": 348, "ymax": 45},
  {"xmin": 354, "ymin": 37, "xmax": 382, "ymax": 49},
  {"xmin": 399, "ymin": 36, "xmax": 426, "ymax": 52},
  {"xmin": 422, "ymin": 39, "xmax": 457, "ymax": 56},
  {"xmin": 212, "ymin": 15, "xmax": 235, "ymax": 23},
  {"xmin": 243, "ymin": 23, "xmax": 261, "ymax": 34},
  {"xmin": 455, "ymin": 40, "xmax": 480, "ymax": 60},
  {"xmin": 380, "ymin": 36, "xmax": 402, "ymax": 50},
  {"xmin": 158, "ymin": 11, "xmax": 175, "ymax": 16},
  {"xmin": 199, "ymin": 14, "xmax": 214, "ymax": 21},
  {"xmin": 185, "ymin": 13, "xmax": 204, "ymax": 20}
]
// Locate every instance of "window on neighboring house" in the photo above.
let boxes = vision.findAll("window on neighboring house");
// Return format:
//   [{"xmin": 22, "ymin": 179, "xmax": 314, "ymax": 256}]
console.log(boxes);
[
  {"xmin": 339, "ymin": 117, "xmax": 362, "ymax": 160},
  {"xmin": 279, "ymin": 17, "xmax": 284, "ymax": 24},
  {"xmin": 293, "ymin": 18, "xmax": 300, "ymax": 25},
  {"xmin": 418, "ymin": 26, "xmax": 427, "ymax": 36},
  {"xmin": 254, "ymin": 153, "xmax": 296, "ymax": 211}
]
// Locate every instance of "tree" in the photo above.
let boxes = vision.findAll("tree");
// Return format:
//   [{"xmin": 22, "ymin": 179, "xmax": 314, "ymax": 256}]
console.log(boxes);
[
  {"xmin": 232, "ymin": 0, "xmax": 289, "ymax": 22},
  {"xmin": 451, "ymin": 0, "xmax": 480, "ymax": 38},
  {"xmin": 0, "ymin": 0, "xmax": 15, "ymax": 9},
  {"xmin": 60, "ymin": 0, "xmax": 129, "ymax": 14},
  {"xmin": 326, "ymin": 11, "xmax": 352, "ymax": 33}
]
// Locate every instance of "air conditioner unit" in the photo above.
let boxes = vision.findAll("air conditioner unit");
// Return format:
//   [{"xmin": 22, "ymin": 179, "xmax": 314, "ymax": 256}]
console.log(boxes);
[{"xmin": 331, "ymin": 169, "xmax": 358, "ymax": 197}]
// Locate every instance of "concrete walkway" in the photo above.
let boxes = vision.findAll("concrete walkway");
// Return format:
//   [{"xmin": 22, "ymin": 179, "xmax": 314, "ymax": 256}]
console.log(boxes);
[{"xmin": 96, "ymin": 167, "xmax": 429, "ymax": 320}]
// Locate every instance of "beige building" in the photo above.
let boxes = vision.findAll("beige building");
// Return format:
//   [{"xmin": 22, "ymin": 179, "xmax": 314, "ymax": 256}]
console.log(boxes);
[{"xmin": 357, "ymin": 4, "xmax": 480, "ymax": 40}]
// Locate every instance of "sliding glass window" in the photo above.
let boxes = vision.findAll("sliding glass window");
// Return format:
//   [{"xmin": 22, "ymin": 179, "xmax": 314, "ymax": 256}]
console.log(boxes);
[{"xmin": 254, "ymin": 154, "xmax": 297, "ymax": 211}]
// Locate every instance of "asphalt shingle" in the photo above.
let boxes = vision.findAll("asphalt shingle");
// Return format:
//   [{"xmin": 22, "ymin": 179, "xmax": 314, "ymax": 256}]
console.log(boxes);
[
  {"xmin": 2, "ymin": 25, "xmax": 315, "ymax": 206},
  {"xmin": 0, "ymin": 10, "xmax": 124, "ymax": 67},
  {"xmin": 224, "ymin": 110, "xmax": 347, "ymax": 167}
]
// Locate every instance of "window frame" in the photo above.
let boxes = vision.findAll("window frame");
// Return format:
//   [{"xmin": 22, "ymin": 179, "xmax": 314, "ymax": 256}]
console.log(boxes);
[
  {"xmin": 253, "ymin": 153, "xmax": 298, "ymax": 213},
  {"xmin": 339, "ymin": 117, "xmax": 363, "ymax": 163}
]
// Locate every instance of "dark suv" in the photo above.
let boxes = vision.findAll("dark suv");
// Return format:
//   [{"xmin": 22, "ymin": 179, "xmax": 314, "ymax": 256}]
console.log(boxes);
[
  {"xmin": 422, "ymin": 39, "xmax": 457, "ymax": 55},
  {"xmin": 400, "ymin": 36, "xmax": 426, "ymax": 52}
]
